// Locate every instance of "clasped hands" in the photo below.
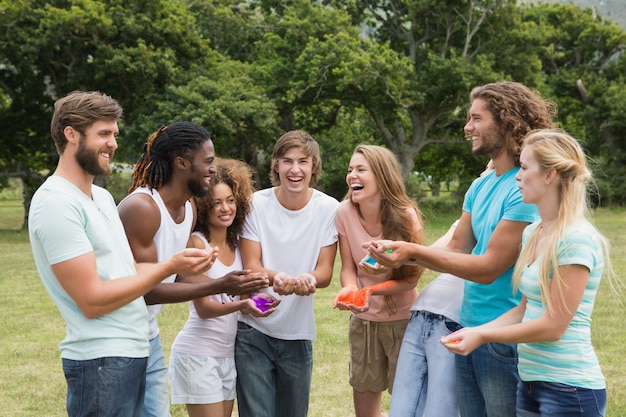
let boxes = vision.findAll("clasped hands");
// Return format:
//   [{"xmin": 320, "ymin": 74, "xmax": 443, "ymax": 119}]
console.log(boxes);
[{"xmin": 273, "ymin": 272, "xmax": 317, "ymax": 296}]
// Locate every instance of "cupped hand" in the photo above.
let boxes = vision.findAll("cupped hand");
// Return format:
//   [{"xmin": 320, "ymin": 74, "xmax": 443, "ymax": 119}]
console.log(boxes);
[
  {"xmin": 293, "ymin": 273, "xmax": 317, "ymax": 296},
  {"xmin": 358, "ymin": 258, "xmax": 389, "ymax": 275},
  {"xmin": 333, "ymin": 286, "xmax": 359, "ymax": 310},
  {"xmin": 241, "ymin": 293, "xmax": 280, "ymax": 317},
  {"xmin": 333, "ymin": 287, "xmax": 371, "ymax": 313},
  {"xmin": 273, "ymin": 272, "xmax": 295, "ymax": 295}
]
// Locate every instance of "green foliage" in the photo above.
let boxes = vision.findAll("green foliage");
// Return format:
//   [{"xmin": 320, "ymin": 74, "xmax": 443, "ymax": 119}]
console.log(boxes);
[
  {"xmin": 128, "ymin": 56, "xmax": 281, "ymax": 186},
  {"xmin": 519, "ymin": 3, "xmax": 626, "ymax": 205},
  {"xmin": 104, "ymin": 167, "xmax": 133, "ymax": 204},
  {"xmin": 417, "ymin": 196, "xmax": 464, "ymax": 220},
  {"xmin": 405, "ymin": 172, "xmax": 426, "ymax": 201},
  {"xmin": 593, "ymin": 156, "xmax": 626, "ymax": 207},
  {"xmin": 312, "ymin": 106, "xmax": 381, "ymax": 200},
  {"xmin": 2, "ymin": 0, "xmax": 626, "ymax": 227},
  {"xmin": 522, "ymin": 0, "xmax": 626, "ymax": 30}
]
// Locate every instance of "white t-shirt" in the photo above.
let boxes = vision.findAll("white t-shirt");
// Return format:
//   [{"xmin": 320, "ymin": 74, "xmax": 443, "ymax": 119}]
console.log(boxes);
[
  {"xmin": 119, "ymin": 186, "xmax": 194, "ymax": 339},
  {"xmin": 410, "ymin": 273, "xmax": 464, "ymax": 324},
  {"xmin": 170, "ymin": 232, "xmax": 242, "ymax": 357},
  {"xmin": 239, "ymin": 187, "xmax": 339, "ymax": 340}
]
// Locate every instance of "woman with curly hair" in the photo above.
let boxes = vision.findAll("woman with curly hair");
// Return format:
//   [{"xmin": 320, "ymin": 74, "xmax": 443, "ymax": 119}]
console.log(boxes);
[{"xmin": 169, "ymin": 158, "xmax": 275, "ymax": 417}]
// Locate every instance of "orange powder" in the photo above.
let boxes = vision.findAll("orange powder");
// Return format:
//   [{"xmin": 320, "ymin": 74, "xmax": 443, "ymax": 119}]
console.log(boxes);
[{"xmin": 337, "ymin": 288, "xmax": 368, "ymax": 307}]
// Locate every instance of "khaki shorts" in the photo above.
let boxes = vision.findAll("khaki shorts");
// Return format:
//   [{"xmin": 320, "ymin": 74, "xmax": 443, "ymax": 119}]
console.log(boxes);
[{"xmin": 348, "ymin": 315, "xmax": 409, "ymax": 393}]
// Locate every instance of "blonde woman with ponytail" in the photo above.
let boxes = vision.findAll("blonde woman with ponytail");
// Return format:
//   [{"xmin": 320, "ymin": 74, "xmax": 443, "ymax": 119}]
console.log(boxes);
[{"xmin": 442, "ymin": 129, "xmax": 614, "ymax": 417}]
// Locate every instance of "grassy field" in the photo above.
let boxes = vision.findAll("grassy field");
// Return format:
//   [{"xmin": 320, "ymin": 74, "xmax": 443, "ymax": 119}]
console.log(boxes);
[{"xmin": 0, "ymin": 201, "xmax": 624, "ymax": 416}]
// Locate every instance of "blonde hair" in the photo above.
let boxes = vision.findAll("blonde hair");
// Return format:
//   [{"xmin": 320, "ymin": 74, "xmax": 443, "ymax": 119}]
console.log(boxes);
[{"xmin": 512, "ymin": 129, "xmax": 618, "ymax": 314}]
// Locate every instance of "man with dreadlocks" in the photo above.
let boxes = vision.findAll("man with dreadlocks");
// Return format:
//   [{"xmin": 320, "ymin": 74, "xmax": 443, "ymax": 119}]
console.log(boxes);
[{"xmin": 118, "ymin": 121, "xmax": 269, "ymax": 417}]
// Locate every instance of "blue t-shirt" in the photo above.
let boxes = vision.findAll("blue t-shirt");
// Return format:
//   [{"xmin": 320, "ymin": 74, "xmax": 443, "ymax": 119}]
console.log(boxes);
[
  {"xmin": 518, "ymin": 221, "xmax": 605, "ymax": 389},
  {"xmin": 29, "ymin": 176, "xmax": 149, "ymax": 360},
  {"xmin": 461, "ymin": 168, "xmax": 539, "ymax": 327}
]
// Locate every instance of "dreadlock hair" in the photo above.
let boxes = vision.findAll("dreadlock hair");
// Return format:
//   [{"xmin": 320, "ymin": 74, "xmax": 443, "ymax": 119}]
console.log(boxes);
[
  {"xmin": 193, "ymin": 158, "xmax": 256, "ymax": 250},
  {"xmin": 129, "ymin": 121, "xmax": 211, "ymax": 193},
  {"xmin": 469, "ymin": 81, "xmax": 558, "ymax": 166}
]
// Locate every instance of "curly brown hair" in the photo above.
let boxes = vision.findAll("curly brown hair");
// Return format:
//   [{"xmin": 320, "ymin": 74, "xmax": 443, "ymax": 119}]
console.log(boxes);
[
  {"xmin": 193, "ymin": 158, "xmax": 255, "ymax": 249},
  {"xmin": 469, "ymin": 81, "xmax": 558, "ymax": 166}
]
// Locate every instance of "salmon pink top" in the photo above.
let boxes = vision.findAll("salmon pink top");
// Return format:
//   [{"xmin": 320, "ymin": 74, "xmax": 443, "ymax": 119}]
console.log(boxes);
[{"xmin": 336, "ymin": 200, "xmax": 419, "ymax": 322}]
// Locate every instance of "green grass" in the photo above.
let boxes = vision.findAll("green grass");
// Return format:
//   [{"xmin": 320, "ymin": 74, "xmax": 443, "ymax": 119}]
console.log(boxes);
[{"xmin": 1, "ymin": 207, "xmax": 624, "ymax": 416}]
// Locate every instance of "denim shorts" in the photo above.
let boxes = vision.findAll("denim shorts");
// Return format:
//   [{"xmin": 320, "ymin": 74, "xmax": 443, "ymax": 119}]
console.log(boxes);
[{"xmin": 517, "ymin": 380, "xmax": 606, "ymax": 417}]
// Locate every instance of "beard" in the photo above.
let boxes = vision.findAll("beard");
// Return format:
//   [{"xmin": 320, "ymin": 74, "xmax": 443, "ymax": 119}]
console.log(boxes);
[
  {"xmin": 187, "ymin": 163, "xmax": 209, "ymax": 198},
  {"xmin": 75, "ymin": 135, "xmax": 112, "ymax": 177},
  {"xmin": 188, "ymin": 178, "xmax": 208, "ymax": 198},
  {"xmin": 472, "ymin": 126, "xmax": 505, "ymax": 159}
]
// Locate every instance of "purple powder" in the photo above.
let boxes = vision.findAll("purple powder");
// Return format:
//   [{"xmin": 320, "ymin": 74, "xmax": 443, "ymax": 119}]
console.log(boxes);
[{"xmin": 252, "ymin": 294, "xmax": 271, "ymax": 312}]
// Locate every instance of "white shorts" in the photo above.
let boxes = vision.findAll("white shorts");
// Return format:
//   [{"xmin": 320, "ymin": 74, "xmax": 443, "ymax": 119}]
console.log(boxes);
[{"xmin": 169, "ymin": 352, "xmax": 236, "ymax": 404}]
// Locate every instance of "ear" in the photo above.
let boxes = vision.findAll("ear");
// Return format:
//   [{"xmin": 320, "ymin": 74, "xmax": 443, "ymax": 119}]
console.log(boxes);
[
  {"xmin": 174, "ymin": 156, "xmax": 189, "ymax": 171},
  {"xmin": 64, "ymin": 126, "xmax": 79, "ymax": 144},
  {"xmin": 545, "ymin": 168, "xmax": 558, "ymax": 184}
]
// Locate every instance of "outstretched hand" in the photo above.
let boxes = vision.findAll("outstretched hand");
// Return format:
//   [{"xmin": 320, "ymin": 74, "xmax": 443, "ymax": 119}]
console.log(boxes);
[
  {"xmin": 170, "ymin": 247, "xmax": 217, "ymax": 276},
  {"xmin": 362, "ymin": 240, "xmax": 417, "ymax": 269},
  {"xmin": 220, "ymin": 271, "xmax": 269, "ymax": 296},
  {"xmin": 241, "ymin": 293, "xmax": 280, "ymax": 317}
]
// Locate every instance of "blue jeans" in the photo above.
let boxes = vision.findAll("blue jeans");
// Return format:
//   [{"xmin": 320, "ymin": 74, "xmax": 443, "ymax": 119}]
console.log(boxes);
[
  {"xmin": 455, "ymin": 341, "xmax": 519, "ymax": 417},
  {"xmin": 142, "ymin": 335, "xmax": 170, "ymax": 417},
  {"xmin": 235, "ymin": 322, "xmax": 313, "ymax": 417},
  {"xmin": 517, "ymin": 380, "xmax": 606, "ymax": 417},
  {"xmin": 389, "ymin": 311, "xmax": 461, "ymax": 417},
  {"xmin": 62, "ymin": 356, "xmax": 147, "ymax": 417}
]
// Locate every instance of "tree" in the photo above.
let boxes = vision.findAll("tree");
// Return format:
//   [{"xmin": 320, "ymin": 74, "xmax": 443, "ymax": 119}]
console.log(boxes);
[
  {"xmin": 521, "ymin": 3, "xmax": 626, "ymax": 205},
  {"xmin": 0, "ymin": 0, "xmax": 215, "ymax": 226},
  {"xmin": 233, "ymin": 0, "xmax": 546, "ymax": 183},
  {"xmin": 129, "ymin": 55, "xmax": 281, "ymax": 188}
]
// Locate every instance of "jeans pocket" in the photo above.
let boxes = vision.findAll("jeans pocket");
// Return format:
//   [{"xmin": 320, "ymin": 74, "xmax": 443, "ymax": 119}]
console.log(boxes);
[
  {"xmin": 444, "ymin": 318, "xmax": 462, "ymax": 334},
  {"xmin": 487, "ymin": 342, "xmax": 518, "ymax": 362},
  {"xmin": 237, "ymin": 321, "xmax": 255, "ymax": 333},
  {"xmin": 62, "ymin": 361, "xmax": 85, "ymax": 416}
]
